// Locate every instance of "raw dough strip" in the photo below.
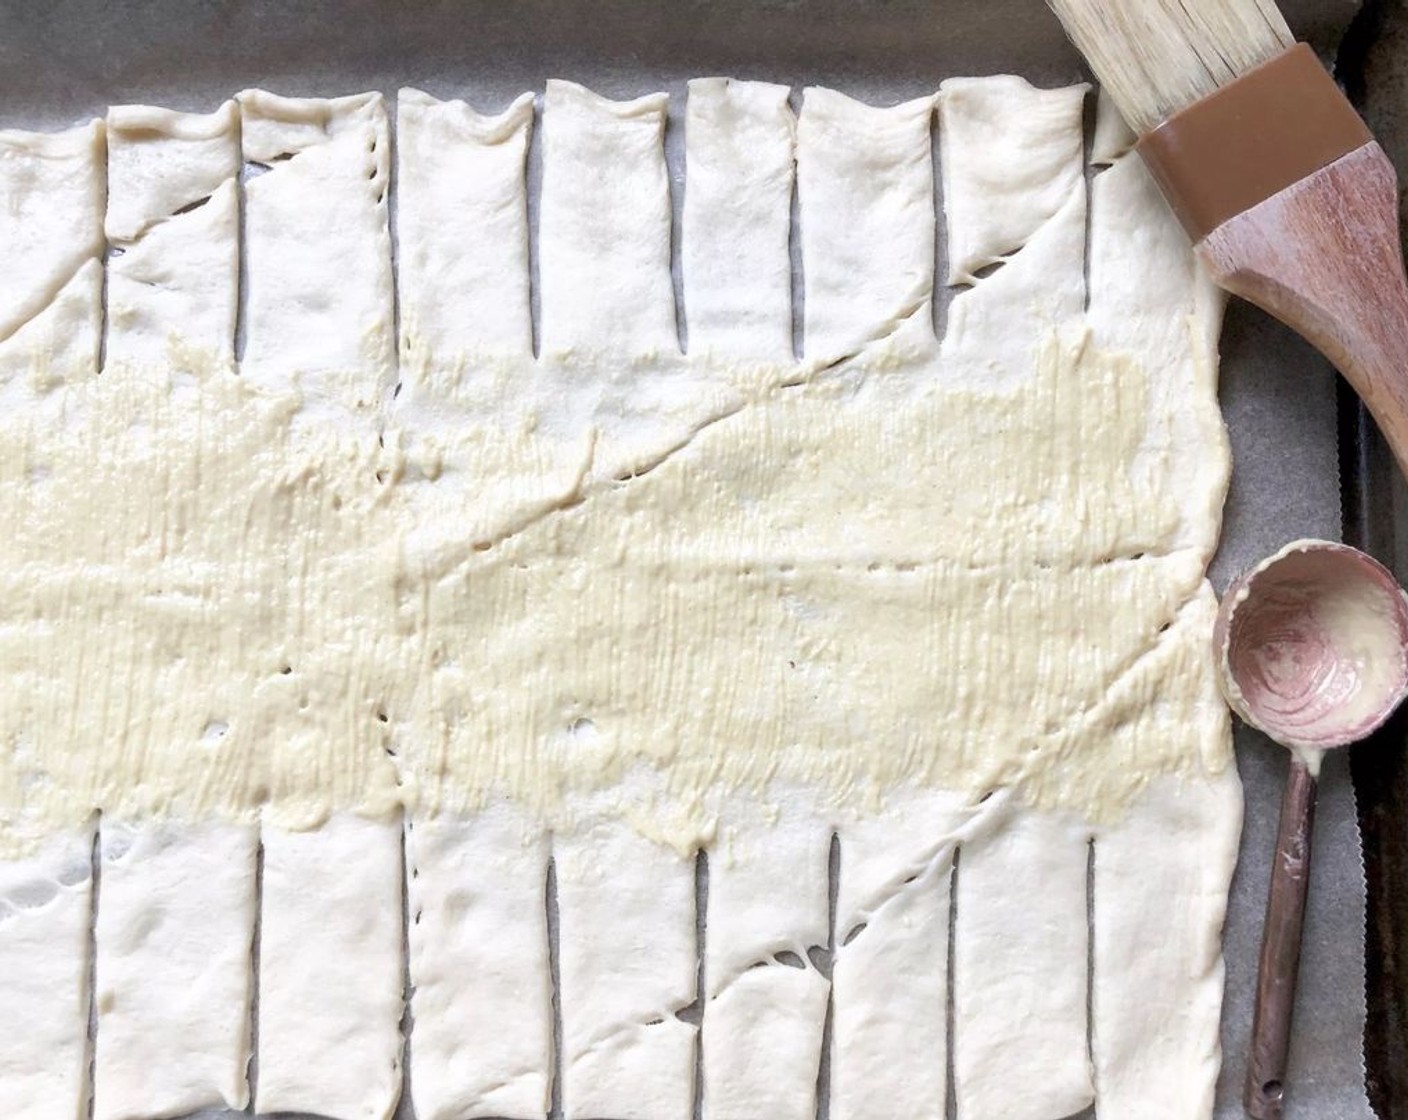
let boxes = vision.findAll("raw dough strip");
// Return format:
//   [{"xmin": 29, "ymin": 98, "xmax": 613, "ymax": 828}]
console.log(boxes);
[
  {"xmin": 796, "ymin": 87, "xmax": 936, "ymax": 360},
  {"xmin": 1086, "ymin": 137, "xmax": 1237, "ymax": 1120},
  {"xmin": 396, "ymin": 89, "xmax": 535, "ymax": 370},
  {"xmin": 239, "ymin": 98, "xmax": 404, "ymax": 1118},
  {"xmin": 555, "ymin": 811, "xmax": 698, "ymax": 1120},
  {"xmin": 236, "ymin": 106, "xmax": 408, "ymax": 1118},
  {"xmin": 92, "ymin": 822, "xmax": 256, "ymax": 1120},
  {"xmin": 938, "ymin": 77, "xmax": 1086, "ymax": 284},
  {"xmin": 238, "ymin": 90, "xmax": 396, "ymax": 425},
  {"xmin": 538, "ymin": 81, "xmax": 678, "ymax": 357},
  {"xmin": 0, "ymin": 827, "xmax": 96, "ymax": 1120},
  {"xmin": 1092, "ymin": 770, "xmax": 1239, "ymax": 1120},
  {"xmin": 256, "ymin": 814, "xmax": 405, "ymax": 1120},
  {"xmin": 406, "ymin": 804, "xmax": 553, "ymax": 1120},
  {"xmin": 0, "ymin": 121, "xmax": 105, "ymax": 345},
  {"xmin": 701, "ymin": 796, "xmax": 831, "ymax": 1120},
  {"xmin": 0, "ymin": 120, "xmax": 103, "ymax": 1120},
  {"xmin": 682, "ymin": 78, "xmax": 795, "ymax": 361},
  {"xmin": 939, "ymin": 77, "xmax": 1087, "ymax": 388},
  {"xmin": 104, "ymin": 102, "xmax": 240, "ymax": 370},
  {"xmin": 830, "ymin": 791, "xmax": 973, "ymax": 1120},
  {"xmin": 0, "ymin": 122, "xmax": 104, "ymax": 395},
  {"xmin": 1086, "ymin": 141, "xmax": 1227, "ymax": 554},
  {"xmin": 952, "ymin": 806, "xmax": 1094, "ymax": 1120}
]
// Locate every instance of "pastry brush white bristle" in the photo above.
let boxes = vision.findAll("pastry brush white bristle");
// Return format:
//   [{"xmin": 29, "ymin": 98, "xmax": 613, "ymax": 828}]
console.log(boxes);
[{"xmin": 1046, "ymin": 0, "xmax": 1295, "ymax": 134}]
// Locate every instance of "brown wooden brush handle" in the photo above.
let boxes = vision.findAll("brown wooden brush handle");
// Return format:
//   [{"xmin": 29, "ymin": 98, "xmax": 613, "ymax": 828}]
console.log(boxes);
[
  {"xmin": 1245, "ymin": 754, "xmax": 1319, "ymax": 1120},
  {"xmin": 1197, "ymin": 141, "xmax": 1408, "ymax": 478}
]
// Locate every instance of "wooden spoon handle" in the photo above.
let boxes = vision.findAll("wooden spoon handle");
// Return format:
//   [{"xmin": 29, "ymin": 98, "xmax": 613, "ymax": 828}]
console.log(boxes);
[
  {"xmin": 1197, "ymin": 142, "xmax": 1408, "ymax": 479},
  {"xmin": 1245, "ymin": 755, "xmax": 1319, "ymax": 1120}
]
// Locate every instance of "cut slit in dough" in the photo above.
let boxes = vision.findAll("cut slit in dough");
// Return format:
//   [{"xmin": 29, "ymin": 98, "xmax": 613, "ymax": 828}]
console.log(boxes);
[{"xmin": 682, "ymin": 77, "xmax": 796, "ymax": 362}]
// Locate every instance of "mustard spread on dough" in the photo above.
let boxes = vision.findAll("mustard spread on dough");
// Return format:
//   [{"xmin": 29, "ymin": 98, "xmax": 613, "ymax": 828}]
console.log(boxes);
[{"xmin": 0, "ymin": 327, "xmax": 1228, "ymax": 854}]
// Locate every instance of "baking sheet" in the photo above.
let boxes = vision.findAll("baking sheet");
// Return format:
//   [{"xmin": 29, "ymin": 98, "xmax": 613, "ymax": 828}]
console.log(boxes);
[{"xmin": 0, "ymin": 2, "xmax": 1376, "ymax": 1117}]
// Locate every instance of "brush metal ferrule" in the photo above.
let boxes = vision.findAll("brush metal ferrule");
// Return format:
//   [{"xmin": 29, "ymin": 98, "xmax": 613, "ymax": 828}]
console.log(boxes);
[{"xmin": 1136, "ymin": 42, "xmax": 1371, "ymax": 243}]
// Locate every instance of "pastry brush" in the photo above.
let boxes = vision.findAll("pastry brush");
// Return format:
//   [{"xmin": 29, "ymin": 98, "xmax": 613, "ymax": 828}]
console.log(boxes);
[
  {"xmin": 1046, "ymin": 0, "xmax": 1408, "ymax": 481},
  {"xmin": 1041, "ymin": 3, "xmax": 1403, "ymax": 1118}
]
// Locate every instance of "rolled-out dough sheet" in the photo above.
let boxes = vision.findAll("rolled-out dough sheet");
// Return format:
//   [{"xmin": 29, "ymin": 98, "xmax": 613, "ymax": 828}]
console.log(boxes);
[{"xmin": 0, "ymin": 73, "xmax": 1241, "ymax": 1120}]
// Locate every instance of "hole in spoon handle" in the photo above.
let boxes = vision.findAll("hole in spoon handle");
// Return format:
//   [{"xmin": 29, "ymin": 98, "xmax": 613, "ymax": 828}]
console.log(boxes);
[{"xmin": 1245, "ymin": 754, "xmax": 1319, "ymax": 1120}]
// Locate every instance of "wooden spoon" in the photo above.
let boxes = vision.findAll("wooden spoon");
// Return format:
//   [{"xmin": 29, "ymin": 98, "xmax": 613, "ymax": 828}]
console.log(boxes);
[{"xmin": 1214, "ymin": 540, "xmax": 1408, "ymax": 1120}]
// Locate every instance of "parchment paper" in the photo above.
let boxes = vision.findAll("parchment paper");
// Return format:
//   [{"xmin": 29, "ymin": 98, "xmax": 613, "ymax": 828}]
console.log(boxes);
[
  {"xmin": 0, "ymin": 2, "xmax": 1374, "ymax": 1117},
  {"xmin": 1213, "ymin": 303, "xmax": 1372, "ymax": 1120}
]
